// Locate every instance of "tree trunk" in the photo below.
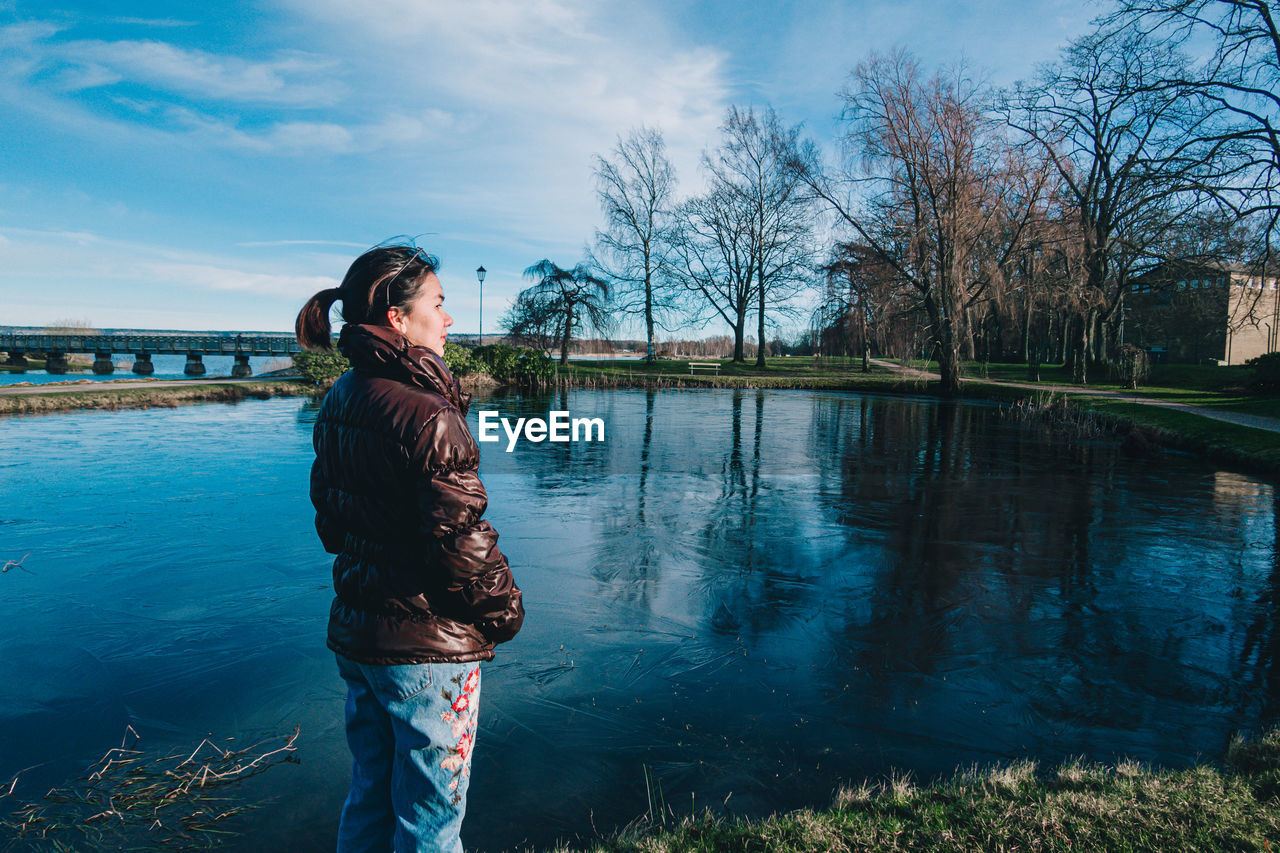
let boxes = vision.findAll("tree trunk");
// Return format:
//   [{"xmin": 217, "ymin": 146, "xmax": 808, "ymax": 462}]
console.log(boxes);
[
  {"xmin": 755, "ymin": 279, "xmax": 767, "ymax": 369},
  {"xmin": 732, "ymin": 312, "xmax": 746, "ymax": 362},
  {"xmin": 1022, "ymin": 291, "xmax": 1033, "ymax": 363},
  {"xmin": 559, "ymin": 310, "xmax": 574, "ymax": 366},
  {"xmin": 644, "ymin": 271, "xmax": 656, "ymax": 362},
  {"xmin": 930, "ymin": 296, "xmax": 963, "ymax": 396},
  {"xmin": 938, "ymin": 336, "xmax": 962, "ymax": 396},
  {"xmin": 962, "ymin": 308, "xmax": 977, "ymax": 361},
  {"xmin": 1072, "ymin": 310, "xmax": 1093, "ymax": 385},
  {"xmin": 1052, "ymin": 311, "xmax": 1064, "ymax": 364}
]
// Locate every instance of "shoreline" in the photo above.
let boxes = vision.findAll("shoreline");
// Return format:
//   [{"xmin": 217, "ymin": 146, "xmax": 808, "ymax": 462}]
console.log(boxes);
[
  {"xmin": 5, "ymin": 368, "xmax": 1278, "ymax": 483},
  {"xmin": 556, "ymin": 729, "xmax": 1280, "ymax": 852},
  {"xmin": 544, "ymin": 363, "xmax": 1280, "ymax": 482},
  {"xmin": 0, "ymin": 379, "xmax": 315, "ymax": 416}
]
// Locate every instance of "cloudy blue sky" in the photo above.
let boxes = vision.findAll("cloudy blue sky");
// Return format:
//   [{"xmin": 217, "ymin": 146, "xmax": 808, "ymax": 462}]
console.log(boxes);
[{"xmin": 1, "ymin": 0, "xmax": 1093, "ymax": 336}]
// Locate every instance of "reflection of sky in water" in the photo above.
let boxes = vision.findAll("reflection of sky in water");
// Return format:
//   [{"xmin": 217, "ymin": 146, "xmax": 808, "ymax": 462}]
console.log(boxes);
[{"xmin": 0, "ymin": 389, "xmax": 1276, "ymax": 852}]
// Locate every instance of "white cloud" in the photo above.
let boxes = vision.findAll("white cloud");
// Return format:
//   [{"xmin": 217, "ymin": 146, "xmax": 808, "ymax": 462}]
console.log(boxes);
[
  {"xmin": 0, "ymin": 228, "xmax": 339, "ymax": 329},
  {"xmin": 97, "ymin": 41, "xmax": 338, "ymax": 103},
  {"xmin": 237, "ymin": 239, "xmax": 370, "ymax": 248},
  {"xmin": 275, "ymin": 0, "xmax": 732, "ymax": 248},
  {"xmin": 141, "ymin": 261, "xmax": 337, "ymax": 298},
  {"xmin": 102, "ymin": 17, "xmax": 198, "ymax": 28},
  {"xmin": 48, "ymin": 34, "xmax": 343, "ymax": 104}
]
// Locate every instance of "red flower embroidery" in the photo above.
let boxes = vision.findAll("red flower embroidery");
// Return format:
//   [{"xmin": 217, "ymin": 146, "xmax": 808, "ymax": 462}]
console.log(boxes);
[{"xmin": 440, "ymin": 666, "xmax": 482, "ymax": 787}]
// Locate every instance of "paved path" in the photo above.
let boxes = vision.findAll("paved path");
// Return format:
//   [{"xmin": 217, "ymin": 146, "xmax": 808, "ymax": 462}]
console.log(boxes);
[{"xmin": 870, "ymin": 359, "xmax": 1280, "ymax": 435}]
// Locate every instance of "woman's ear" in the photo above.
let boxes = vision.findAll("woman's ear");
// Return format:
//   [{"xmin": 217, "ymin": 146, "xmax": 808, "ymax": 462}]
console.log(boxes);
[{"xmin": 387, "ymin": 307, "xmax": 406, "ymax": 335}]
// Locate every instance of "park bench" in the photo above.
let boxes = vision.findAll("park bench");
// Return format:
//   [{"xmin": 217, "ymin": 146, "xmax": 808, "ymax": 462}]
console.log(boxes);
[{"xmin": 688, "ymin": 362, "xmax": 721, "ymax": 375}]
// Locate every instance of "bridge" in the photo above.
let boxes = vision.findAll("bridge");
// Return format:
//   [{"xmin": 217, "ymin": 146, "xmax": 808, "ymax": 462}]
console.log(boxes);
[{"xmin": 0, "ymin": 326, "xmax": 301, "ymax": 377}]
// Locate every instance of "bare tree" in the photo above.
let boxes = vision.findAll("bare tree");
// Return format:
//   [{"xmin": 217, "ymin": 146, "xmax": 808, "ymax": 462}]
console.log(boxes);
[
  {"xmin": 1103, "ymin": 0, "xmax": 1280, "ymax": 244},
  {"xmin": 591, "ymin": 127, "xmax": 679, "ymax": 362},
  {"xmin": 707, "ymin": 107, "xmax": 817, "ymax": 368},
  {"xmin": 669, "ymin": 185, "xmax": 759, "ymax": 362},
  {"xmin": 501, "ymin": 287, "xmax": 561, "ymax": 350},
  {"xmin": 518, "ymin": 260, "xmax": 613, "ymax": 365},
  {"xmin": 1004, "ymin": 29, "xmax": 1229, "ymax": 381},
  {"xmin": 792, "ymin": 51, "xmax": 1043, "ymax": 394},
  {"xmin": 819, "ymin": 241, "xmax": 914, "ymax": 370}
]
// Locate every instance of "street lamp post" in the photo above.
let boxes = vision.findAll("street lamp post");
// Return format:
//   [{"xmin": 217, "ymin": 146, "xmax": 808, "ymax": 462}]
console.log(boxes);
[{"xmin": 475, "ymin": 266, "xmax": 487, "ymax": 346}]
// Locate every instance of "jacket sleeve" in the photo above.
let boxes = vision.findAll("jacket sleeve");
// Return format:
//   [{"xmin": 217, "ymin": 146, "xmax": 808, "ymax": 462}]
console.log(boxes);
[
  {"xmin": 310, "ymin": 450, "xmax": 348, "ymax": 555},
  {"xmin": 414, "ymin": 406, "xmax": 524, "ymax": 644}
]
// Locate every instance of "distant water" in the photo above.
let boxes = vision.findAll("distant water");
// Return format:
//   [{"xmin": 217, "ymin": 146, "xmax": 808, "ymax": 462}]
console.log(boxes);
[
  {"xmin": 0, "ymin": 354, "xmax": 293, "ymax": 385},
  {"xmin": 0, "ymin": 389, "xmax": 1276, "ymax": 852}
]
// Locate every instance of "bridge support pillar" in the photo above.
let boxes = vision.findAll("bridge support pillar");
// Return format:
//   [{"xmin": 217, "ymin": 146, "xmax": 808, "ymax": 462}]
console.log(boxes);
[
  {"xmin": 92, "ymin": 350, "xmax": 115, "ymax": 374},
  {"xmin": 231, "ymin": 354, "xmax": 252, "ymax": 378},
  {"xmin": 132, "ymin": 352, "xmax": 154, "ymax": 375},
  {"xmin": 45, "ymin": 351, "xmax": 68, "ymax": 374},
  {"xmin": 4, "ymin": 350, "xmax": 27, "ymax": 368},
  {"xmin": 184, "ymin": 351, "xmax": 206, "ymax": 377}
]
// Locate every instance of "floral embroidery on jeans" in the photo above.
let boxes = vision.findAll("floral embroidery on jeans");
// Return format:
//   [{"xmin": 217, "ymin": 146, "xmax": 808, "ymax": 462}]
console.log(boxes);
[{"xmin": 439, "ymin": 665, "xmax": 481, "ymax": 805}]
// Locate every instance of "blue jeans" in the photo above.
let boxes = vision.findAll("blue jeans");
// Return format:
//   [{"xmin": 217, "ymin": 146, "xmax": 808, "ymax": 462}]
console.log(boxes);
[{"xmin": 335, "ymin": 654, "xmax": 482, "ymax": 853}]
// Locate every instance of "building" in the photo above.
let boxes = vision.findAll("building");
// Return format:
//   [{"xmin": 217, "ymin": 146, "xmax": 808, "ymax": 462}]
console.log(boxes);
[{"xmin": 1126, "ymin": 262, "xmax": 1279, "ymax": 365}]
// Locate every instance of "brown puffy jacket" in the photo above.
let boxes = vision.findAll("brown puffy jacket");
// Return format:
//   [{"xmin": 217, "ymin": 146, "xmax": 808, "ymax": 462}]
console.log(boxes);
[{"xmin": 310, "ymin": 323, "xmax": 524, "ymax": 664}]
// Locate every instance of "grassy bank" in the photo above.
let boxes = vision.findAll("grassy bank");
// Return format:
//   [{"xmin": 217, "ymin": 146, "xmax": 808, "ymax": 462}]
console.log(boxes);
[
  {"xmin": 553, "ymin": 356, "xmax": 1280, "ymax": 480},
  {"xmin": 0, "ymin": 380, "xmax": 312, "ymax": 416},
  {"xmin": 555, "ymin": 731, "xmax": 1280, "ymax": 852},
  {"xmin": 553, "ymin": 357, "xmax": 942, "ymax": 393},
  {"xmin": 7, "ymin": 359, "xmax": 1279, "ymax": 479},
  {"xmin": 1073, "ymin": 396, "xmax": 1280, "ymax": 477}
]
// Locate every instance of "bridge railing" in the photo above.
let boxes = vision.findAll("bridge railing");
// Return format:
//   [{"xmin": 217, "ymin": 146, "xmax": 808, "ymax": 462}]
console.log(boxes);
[{"xmin": 0, "ymin": 327, "xmax": 302, "ymax": 356}]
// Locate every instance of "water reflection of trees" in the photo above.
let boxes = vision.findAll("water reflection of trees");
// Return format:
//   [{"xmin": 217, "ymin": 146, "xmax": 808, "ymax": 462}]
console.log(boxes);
[
  {"xmin": 565, "ymin": 389, "xmax": 834, "ymax": 637},
  {"xmin": 491, "ymin": 387, "xmax": 1280, "ymax": 766},
  {"xmin": 693, "ymin": 390, "xmax": 823, "ymax": 637},
  {"xmin": 1234, "ymin": 479, "xmax": 1280, "ymax": 725},
  {"xmin": 805, "ymin": 396, "xmax": 1276, "ymax": 761},
  {"xmin": 592, "ymin": 389, "xmax": 663, "ymax": 610},
  {"xmin": 476, "ymin": 387, "xmax": 1280, "ymax": 844}
]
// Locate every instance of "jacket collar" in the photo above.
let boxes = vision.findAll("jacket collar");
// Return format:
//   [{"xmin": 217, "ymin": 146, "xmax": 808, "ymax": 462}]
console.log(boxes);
[{"xmin": 337, "ymin": 323, "xmax": 470, "ymax": 414}]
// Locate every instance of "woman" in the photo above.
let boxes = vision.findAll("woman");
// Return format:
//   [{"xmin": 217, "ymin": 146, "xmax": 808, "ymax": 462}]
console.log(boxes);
[{"xmin": 297, "ymin": 245, "xmax": 525, "ymax": 853}]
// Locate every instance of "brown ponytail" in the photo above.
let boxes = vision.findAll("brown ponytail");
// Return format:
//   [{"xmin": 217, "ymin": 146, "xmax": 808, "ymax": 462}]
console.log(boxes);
[{"xmin": 296, "ymin": 287, "xmax": 342, "ymax": 350}]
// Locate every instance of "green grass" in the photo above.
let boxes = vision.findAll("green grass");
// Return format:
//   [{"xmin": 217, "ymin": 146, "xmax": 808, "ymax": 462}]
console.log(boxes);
[
  {"xmin": 957, "ymin": 361, "xmax": 1251, "ymax": 392},
  {"xmin": 1079, "ymin": 397, "xmax": 1280, "ymax": 467},
  {"xmin": 559, "ymin": 357, "xmax": 1280, "ymax": 423},
  {"xmin": 875, "ymin": 359, "xmax": 1279, "ymax": 421},
  {"xmin": 553, "ymin": 357, "xmax": 942, "ymax": 392},
  {"xmin": 562, "ymin": 356, "xmax": 871, "ymax": 379},
  {"xmin": 552, "ymin": 731, "xmax": 1280, "ymax": 852},
  {"xmin": 0, "ymin": 380, "xmax": 312, "ymax": 416}
]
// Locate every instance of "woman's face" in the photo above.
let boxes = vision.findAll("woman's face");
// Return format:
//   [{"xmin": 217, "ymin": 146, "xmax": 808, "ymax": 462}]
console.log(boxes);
[{"xmin": 388, "ymin": 272, "xmax": 453, "ymax": 356}]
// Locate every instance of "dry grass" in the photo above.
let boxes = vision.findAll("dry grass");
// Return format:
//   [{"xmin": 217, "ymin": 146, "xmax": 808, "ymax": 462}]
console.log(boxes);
[
  {"xmin": 997, "ymin": 392, "xmax": 1112, "ymax": 439},
  {"xmin": 550, "ymin": 730, "xmax": 1280, "ymax": 852},
  {"xmin": 0, "ymin": 381, "xmax": 311, "ymax": 417},
  {"xmin": 0, "ymin": 725, "xmax": 299, "ymax": 851}
]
